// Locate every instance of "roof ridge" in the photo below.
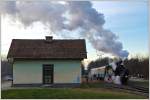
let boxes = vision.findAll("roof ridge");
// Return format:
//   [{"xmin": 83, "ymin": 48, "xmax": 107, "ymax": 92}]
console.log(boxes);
[{"xmin": 12, "ymin": 39, "xmax": 85, "ymax": 41}]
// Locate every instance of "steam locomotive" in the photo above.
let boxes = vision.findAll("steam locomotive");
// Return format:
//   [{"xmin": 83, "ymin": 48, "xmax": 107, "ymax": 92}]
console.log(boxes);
[{"xmin": 89, "ymin": 60, "xmax": 129, "ymax": 85}]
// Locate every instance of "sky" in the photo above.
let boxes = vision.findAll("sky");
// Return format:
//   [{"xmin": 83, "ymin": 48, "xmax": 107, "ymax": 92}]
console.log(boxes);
[
  {"xmin": 92, "ymin": 1, "xmax": 148, "ymax": 58},
  {"xmin": 1, "ymin": 1, "xmax": 149, "ymax": 62}
]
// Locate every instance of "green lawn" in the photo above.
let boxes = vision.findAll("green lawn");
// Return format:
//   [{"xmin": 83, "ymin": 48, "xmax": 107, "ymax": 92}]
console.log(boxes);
[{"xmin": 1, "ymin": 88, "xmax": 147, "ymax": 99}]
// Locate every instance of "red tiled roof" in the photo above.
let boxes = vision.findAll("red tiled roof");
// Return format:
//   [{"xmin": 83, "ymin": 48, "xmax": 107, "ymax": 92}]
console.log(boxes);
[{"xmin": 7, "ymin": 38, "xmax": 87, "ymax": 60}]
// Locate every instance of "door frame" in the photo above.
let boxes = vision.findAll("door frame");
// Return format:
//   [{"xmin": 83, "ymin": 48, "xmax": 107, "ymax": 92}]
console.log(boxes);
[{"xmin": 42, "ymin": 64, "xmax": 54, "ymax": 84}]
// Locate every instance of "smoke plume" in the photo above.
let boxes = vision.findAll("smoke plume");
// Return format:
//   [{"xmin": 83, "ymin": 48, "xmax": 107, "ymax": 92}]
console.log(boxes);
[{"xmin": 0, "ymin": 1, "xmax": 129, "ymax": 58}]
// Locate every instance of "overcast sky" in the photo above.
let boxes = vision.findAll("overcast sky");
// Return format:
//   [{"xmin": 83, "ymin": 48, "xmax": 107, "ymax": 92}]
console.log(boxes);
[{"xmin": 1, "ymin": 1, "xmax": 148, "ymax": 61}]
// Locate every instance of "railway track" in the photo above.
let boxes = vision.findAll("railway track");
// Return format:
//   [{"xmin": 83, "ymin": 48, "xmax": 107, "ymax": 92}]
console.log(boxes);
[
  {"xmin": 128, "ymin": 85, "xmax": 149, "ymax": 93},
  {"xmin": 104, "ymin": 83, "xmax": 149, "ymax": 97}
]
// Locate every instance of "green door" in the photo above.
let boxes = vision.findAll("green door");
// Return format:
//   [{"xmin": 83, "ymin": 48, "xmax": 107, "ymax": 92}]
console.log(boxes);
[{"xmin": 43, "ymin": 64, "xmax": 54, "ymax": 84}]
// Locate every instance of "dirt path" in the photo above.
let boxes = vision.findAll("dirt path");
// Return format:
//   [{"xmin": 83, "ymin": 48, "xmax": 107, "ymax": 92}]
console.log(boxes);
[{"xmin": 1, "ymin": 81, "xmax": 12, "ymax": 90}]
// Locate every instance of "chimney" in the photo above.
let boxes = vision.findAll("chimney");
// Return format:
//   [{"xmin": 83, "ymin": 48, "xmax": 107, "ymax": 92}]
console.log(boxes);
[{"xmin": 45, "ymin": 36, "xmax": 53, "ymax": 42}]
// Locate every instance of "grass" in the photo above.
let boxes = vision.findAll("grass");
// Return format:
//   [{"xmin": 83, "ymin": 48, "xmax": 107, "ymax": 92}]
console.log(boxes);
[
  {"xmin": 80, "ymin": 82, "xmax": 108, "ymax": 88},
  {"xmin": 1, "ymin": 88, "xmax": 147, "ymax": 99}
]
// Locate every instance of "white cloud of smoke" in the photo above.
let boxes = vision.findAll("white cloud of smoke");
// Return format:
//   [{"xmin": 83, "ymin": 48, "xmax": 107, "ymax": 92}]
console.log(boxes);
[{"xmin": 0, "ymin": 1, "xmax": 129, "ymax": 58}]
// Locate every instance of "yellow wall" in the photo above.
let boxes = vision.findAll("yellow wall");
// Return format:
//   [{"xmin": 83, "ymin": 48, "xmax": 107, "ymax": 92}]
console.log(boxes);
[{"xmin": 13, "ymin": 60, "xmax": 81, "ymax": 84}]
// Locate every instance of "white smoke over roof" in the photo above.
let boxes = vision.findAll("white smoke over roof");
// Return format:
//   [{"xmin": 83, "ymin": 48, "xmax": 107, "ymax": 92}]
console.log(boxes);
[{"xmin": 0, "ymin": 1, "xmax": 129, "ymax": 58}]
